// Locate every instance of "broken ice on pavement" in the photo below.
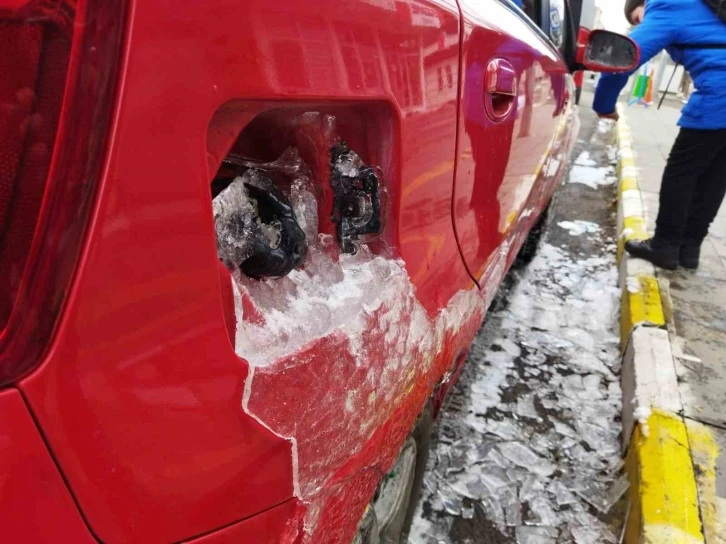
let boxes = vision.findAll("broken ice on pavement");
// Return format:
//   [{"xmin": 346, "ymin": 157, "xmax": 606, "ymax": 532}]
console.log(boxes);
[
  {"xmin": 567, "ymin": 146, "xmax": 616, "ymax": 191},
  {"xmin": 410, "ymin": 219, "xmax": 625, "ymax": 541}
]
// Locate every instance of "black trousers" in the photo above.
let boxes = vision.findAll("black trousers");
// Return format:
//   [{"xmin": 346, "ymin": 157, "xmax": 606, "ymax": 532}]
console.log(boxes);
[{"xmin": 656, "ymin": 127, "xmax": 726, "ymax": 245}]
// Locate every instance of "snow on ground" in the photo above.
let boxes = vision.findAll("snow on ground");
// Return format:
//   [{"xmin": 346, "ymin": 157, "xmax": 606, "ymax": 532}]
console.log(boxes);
[
  {"xmin": 597, "ymin": 119, "xmax": 615, "ymax": 134},
  {"xmin": 556, "ymin": 220, "xmax": 600, "ymax": 237},
  {"xmin": 567, "ymin": 150, "xmax": 616, "ymax": 190},
  {"xmin": 573, "ymin": 151, "xmax": 597, "ymax": 167},
  {"xmin": 567, "ymin": 163, "xmax": 616, "ymax": 190},
  {"xmin": 409, "ymin": 227, "xmax": 624, "ymax": 542}
]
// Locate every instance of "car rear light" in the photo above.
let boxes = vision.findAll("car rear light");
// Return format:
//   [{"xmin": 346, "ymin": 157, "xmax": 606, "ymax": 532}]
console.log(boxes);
[{"xmin": 0, "ymin": 0, "xmax": 126, "ymax": 386}]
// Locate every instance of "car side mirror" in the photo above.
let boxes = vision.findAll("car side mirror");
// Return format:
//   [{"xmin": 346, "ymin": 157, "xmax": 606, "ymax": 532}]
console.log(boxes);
[{"xmin": 577, "ymin": 30, "xmax": 640, "ymax": 72}]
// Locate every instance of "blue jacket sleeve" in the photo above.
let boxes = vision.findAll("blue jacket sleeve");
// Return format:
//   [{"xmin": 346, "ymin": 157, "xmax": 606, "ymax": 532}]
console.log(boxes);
[{"xmin": 593, "ymin": 0, "xmax": 679, "ymax": 114}]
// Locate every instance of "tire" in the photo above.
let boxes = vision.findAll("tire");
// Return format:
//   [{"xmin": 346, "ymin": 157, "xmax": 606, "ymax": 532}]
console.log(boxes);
[
  {"xmin": 516, "ymin": 203, "xmax": 550, "ymax": 265},
  {"xmin": 355, "ymin": 401, "xmax": 434, "ymax": 544},
  {"xmin": 400, "ymin": 401, "xmax": 434, "ymax": 542}
]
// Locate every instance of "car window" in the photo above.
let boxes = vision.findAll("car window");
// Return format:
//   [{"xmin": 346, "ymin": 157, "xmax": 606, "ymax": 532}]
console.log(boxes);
[
  {"xmin": 520, "ymin": 0, "xmax": 541, "ymax": 26},
  {"xmin": 549, "ymin": 0, "xmax": 566, "ymax": 49},
  {"xmin": 505, "ymin": 0, "xmax": 568, "ymax": 55}
]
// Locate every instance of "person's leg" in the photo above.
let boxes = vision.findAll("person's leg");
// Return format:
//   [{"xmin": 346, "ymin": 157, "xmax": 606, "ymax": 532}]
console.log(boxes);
[
  {"xmin": 625, "ymin": 128, "xmax": 720, "ymax": 269},
  {"xmin": 656, "ymin": 128, "xmax": 723, "ymax": 244},
  {"xmin": 680, "ymin": 130, "xmax": 726, "ymax": 267}
]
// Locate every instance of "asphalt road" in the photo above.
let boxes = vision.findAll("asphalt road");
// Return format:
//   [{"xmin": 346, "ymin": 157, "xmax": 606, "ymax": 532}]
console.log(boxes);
[{"xmin": 409, "ymin": 95, "xmax": 628, "ymax": 543}]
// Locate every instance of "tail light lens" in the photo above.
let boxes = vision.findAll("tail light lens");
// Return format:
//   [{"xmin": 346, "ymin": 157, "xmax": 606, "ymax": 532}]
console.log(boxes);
[{"xmin": 0, "ymin": 0, "xmax": 126, "ymax": 386}]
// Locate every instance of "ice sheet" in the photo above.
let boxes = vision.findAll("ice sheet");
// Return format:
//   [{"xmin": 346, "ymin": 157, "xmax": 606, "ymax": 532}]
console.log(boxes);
[
  {"xmin": 232, "ymin": 230, "xmax": 507, "ymax": 539},
  {"xmin": 411, "ymin": 230, "xmax": 624, "ymax": 541}
]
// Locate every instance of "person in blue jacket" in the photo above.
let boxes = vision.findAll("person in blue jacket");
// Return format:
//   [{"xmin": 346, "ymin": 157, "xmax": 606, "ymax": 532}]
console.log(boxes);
[{"xmin": 594, "ymin": 0, "xmax": 726, "ymax": 270}]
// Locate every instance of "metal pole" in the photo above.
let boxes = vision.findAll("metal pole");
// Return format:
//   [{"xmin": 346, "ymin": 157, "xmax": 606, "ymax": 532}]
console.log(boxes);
[{"xmin": 652, "ymin": 51, "xmax": 669, "ymax": 98}]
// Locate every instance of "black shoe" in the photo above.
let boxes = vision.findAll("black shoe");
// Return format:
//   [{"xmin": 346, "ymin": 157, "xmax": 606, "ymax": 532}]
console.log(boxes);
[
  {"xmin": 680, "ymin": 243, "xmax": 701, "ymax": 269},
  {"xmin": 624, "ymin": 238, "xmax": 679, "ymax": 270}
]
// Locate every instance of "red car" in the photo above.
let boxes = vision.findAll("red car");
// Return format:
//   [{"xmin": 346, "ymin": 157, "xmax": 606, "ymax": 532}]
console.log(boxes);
[{"xmin": 0, "ymin": 0, "xmax": 635, "ymax": 542}]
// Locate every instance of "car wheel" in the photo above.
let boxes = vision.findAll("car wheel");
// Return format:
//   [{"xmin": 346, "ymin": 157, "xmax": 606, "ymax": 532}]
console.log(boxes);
[
  {"xmin": 516, "ymin": 203, "xmax": 550, "ymax": 265},
  {"xmin": 354, "ymin": 402, "xmax": 434, "ymax": 544}
]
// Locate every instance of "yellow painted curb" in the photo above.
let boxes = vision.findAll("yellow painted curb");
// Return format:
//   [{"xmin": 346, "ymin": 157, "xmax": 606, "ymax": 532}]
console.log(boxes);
[
  {"xmin": 622, "ymin": 215, "xmax": 649, "ymax": 238},
  {"xmin": 617, "ymin": 117, "xmax": 666, "ymax": 342},
  {"xmin": 687, "ymin": 420, "xmax": 726, "ymax": 543},
  {"xmin": 616, "ymin": 110, "xmax": 705, "ymax": 543},
  {"xmin": 625, "ymin": 410, "xmax": 704, "ymax": 544},
  {"xmin": 620, "ymin": 215, "xmax": 649, "ymax": 254},
  {"xmin": 620, "ymin": 274, "xmax": 667, "ymax": 351},
  {"xmin": 620, "ymin": 175, "xmax": 640, "ymax": 193}
]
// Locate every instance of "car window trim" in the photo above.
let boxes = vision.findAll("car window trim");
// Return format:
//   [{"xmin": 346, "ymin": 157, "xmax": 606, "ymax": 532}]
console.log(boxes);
[{"xmin": 496, "ymin": 0, "xmax": 566, "ymax": 60}]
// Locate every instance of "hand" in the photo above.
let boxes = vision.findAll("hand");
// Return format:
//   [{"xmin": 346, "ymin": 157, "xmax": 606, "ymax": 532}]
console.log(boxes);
[{"xmin": 597, "ymin": 111, "xmax": 620, "ymax": 122}]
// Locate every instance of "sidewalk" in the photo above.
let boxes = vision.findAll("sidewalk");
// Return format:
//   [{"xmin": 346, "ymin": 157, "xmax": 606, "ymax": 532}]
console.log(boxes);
[{"xmin": 623, "ymin": 98, "xmax": 726, "ymax": 541}]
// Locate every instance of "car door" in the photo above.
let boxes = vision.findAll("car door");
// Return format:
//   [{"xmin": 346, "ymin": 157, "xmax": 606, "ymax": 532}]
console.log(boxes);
[{"xmin": 452, "ymin": 0, "xmax": 570, "ymax": 284}]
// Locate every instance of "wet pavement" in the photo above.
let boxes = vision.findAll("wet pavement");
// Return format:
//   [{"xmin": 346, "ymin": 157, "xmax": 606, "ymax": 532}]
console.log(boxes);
[{"xmin": 409, "ymin": 98, "xmax": 628, "ymax": 543}]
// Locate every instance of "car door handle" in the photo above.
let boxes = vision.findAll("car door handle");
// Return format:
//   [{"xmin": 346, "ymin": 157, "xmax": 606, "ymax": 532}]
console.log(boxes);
[{"xmin": 484, "ymin": 59, "xmax": 518, "ymax": 121}]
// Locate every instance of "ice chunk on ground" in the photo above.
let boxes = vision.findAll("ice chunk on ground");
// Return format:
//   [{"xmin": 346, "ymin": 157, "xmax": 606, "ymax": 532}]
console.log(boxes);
[
  {"xmin": 502, "ymin": 483, "xmax": 522, "ymax": 526},
  {"xmin": 480, "ymin": 465, "xmax": 510, "ymax": 493},
  {"xmin": 598, "ymin": 118, "xmax": 614, "ymax": 133},
  {"xmin": 411, "ymin": 211, "xmax": 623, "ymax": 542},
  {"xmin": 570, "ymin": 520, "xmax": 618, "ymax": 544},
  {"xmin": 410, "ymin": 138, "xmax": 623, "ymax": 541},
  {"xmin": 557, "ymin": 220, "xmax": 600, "ymax": 236},
  {"xmin": 498, "ymin": 442, "xmax": 555, "ymax": 477},
  {"xmin": 515, "ymin": 526, "xmax": 559, "ymax": 544},
  {"xmin": 499, "ymin": 337, "xmax": 523, "ymax": 357},
  {"xmin": 516, "ymin": 393, "xmax": 540, "ymax": 420},
  {"xmin": 633, "ymin": 404, "xmax": 652, "ymax": 437},
  {"xmin": 484, "ymin": 418, "xmax": 524, "ymax": 441},
  {"xmin": 572, "ymin": 477, "xmax": 627, "ymax": 514},
  {"xmin": 455, "ymin": 473, "xmax": 488, "ymax": 500},
  {"xmin": 574, "ymin": 151, "xmax": 597, "ymax": 167},
  {"xmin": 481, "ymin": 495, "xmax": 507, "ymax": 527},
  {"xmin": 526, "ymin": 496, "xmax": 559, "ymax": 526},
  {"xmin": 582, "ymin": 374, "xmax": 604, "ymax": 399},
  {"xmin": 547, "ymin": 479, "xmax": 578, "ymax": 506},
  {"xmin": 567, "ymin": 165, "xmax": 616, "ymax": 189},
  {"xmin": 408, "ymin": 507, "xmax": 450, "ymax": 544},
  {"xmin": 461, "ymin": 502, "xmax": 475, "ymax": 519},
  {"xmin": 437, "ymin": 489, "xmax": 462, "ymax": 516}
]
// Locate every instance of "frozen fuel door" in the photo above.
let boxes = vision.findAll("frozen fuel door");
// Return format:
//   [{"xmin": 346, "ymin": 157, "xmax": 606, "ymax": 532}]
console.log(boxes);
[{"xmin": 213, "ymin": 169, "xmax": 307, "ymax": 279}]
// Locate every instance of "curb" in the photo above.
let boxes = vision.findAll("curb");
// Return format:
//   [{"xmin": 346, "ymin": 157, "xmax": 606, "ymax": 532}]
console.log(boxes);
[{"xmin": 615, "ymin": 109, "xmax": 706, "ymax": 544}]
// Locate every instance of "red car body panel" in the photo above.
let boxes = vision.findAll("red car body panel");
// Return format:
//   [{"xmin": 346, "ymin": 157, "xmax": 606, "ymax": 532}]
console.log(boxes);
[
  {"xmin": 4, "ymin": 0, "xmax": 578, "ymax": 541},
  {"xmin": 0, "ymin": 389, "xmax": 97, "ymax": 543},
  {"xmin": 454, "ymin": 0, "xmax": 573, "ymax": 284},
  {"xmin": 187, "ymin": 499, "xmax": 305, "ymax": 544}
]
